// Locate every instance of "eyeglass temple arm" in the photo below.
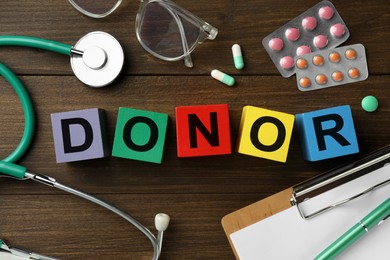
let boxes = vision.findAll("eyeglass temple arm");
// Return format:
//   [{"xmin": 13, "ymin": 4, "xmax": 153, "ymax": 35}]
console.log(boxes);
[
  {"xmin": 164, "ymin": 5, "xmax": 193, "ymax": 67},
  {"xmin": 183, "ymin": 53, "xmax": 193, "ymax": 68}
]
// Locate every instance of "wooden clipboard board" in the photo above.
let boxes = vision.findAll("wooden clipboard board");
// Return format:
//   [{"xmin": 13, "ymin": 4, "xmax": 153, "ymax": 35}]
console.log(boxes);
[
  {"xmin": 221, "ymin": 188, "xmax": 293, "ymax": 259},
  {"xmin": 221, "ymin": 145, "xmax": 390, "ymax": 259}
]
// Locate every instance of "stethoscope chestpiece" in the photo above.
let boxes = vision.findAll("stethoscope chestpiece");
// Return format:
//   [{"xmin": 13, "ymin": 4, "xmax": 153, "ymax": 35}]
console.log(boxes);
[{"xmin": 70, "ymin": 31, "xmax": 124, "ymax": 88}]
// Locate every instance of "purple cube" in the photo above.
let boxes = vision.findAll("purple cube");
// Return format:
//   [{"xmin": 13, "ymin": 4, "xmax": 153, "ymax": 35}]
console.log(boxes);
[{"xmin": 51, "ymin": 108, "xmax": 108, "ymax": 163}]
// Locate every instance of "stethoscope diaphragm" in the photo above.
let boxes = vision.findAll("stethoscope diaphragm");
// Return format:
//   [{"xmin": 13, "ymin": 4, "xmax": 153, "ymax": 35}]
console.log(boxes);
[{"xmin": 71, "ymin": 31, "xmax": 124, "ymax": 88}]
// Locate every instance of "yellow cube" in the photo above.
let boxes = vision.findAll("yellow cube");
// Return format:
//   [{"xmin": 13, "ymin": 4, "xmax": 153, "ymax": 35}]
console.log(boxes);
[{"xmin": 237, "ymin": 106, "xmax": 295, "ymax": 163}]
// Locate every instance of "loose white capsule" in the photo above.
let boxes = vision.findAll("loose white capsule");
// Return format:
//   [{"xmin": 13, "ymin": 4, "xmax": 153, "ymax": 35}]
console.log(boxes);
[
  {"xmin": 211, "ymin": 69, "xmax": 235, "ymax": 86},
  {"xmin": 232, "ymin": 44, "xmax": 244, "ymax": 70}
]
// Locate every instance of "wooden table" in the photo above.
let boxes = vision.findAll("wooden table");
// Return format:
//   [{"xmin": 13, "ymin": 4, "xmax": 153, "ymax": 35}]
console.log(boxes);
[{"xmin": 0, "ymin": 0, "xmax": 388, "ymax": 259}]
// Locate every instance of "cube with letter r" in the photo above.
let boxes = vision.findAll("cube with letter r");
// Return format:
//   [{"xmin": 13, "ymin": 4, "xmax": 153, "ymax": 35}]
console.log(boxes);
[
  {"xmin": 112, "ymin": 107, "xmax": 168, "ymax": 164},
  {"xmin": 51, "ymin": 108, "xmax": 108, "ymax": 163},
  {"xmin": 295, "ymin": 105, "xmax": 359, "ymax": 161}
]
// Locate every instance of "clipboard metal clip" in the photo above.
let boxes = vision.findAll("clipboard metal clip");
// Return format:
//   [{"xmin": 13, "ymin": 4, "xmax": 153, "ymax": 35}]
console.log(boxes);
[{"xmin": 290, "ymin": 145, "xmax": 390, "ymax": 220}]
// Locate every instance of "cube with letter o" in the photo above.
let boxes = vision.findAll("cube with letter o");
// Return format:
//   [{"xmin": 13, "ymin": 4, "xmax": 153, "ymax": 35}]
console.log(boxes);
[
  {"xmin": 112, "ymin": 107, "xmax": 168, "ymax": 164},
  {"xmin": 236, "ymin": 106, "xmax": 295, "ymax": 163}
]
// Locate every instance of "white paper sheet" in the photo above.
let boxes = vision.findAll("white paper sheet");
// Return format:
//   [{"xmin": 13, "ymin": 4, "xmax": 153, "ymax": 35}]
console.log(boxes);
[
  {"xmin": 0, "ymin": 251, "xmax": 28, "ymax": 260},
  {"xmin": 230, "ymin": 164, "xmax": 390, "ymax": 260}
]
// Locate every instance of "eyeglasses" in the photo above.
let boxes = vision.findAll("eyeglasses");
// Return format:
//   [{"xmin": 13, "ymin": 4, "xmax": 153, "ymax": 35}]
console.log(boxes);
[{"xmin": 68, "ymin": 0, "xmax": 218, "ymax": 67}]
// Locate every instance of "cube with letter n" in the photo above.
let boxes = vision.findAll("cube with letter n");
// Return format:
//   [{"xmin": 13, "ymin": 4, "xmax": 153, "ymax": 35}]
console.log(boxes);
[
  {"xmin": 51, "ymin": 108, "xmax": 108, "ymax": 163},
  {"xmin": 175, "ymin": 104, "xmax": 231, "ymax": 157},
  {"xmin": 112, "ymin": 107, "xmax": 168, "ymax": 164},
  {"xmin": 295, "ymin": 105, "xmax": 359, "ymax": 161}
]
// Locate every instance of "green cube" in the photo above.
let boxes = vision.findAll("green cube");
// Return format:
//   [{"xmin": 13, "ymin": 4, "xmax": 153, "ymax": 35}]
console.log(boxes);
[{"xmin": 112, "ymin": 107, "xmax": 168, "ymax": 164}]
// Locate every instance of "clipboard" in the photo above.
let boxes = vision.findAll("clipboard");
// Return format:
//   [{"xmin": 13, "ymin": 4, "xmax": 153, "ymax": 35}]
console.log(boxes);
[{"xmin": 221, "ymin": 145, "xmax": 390, "ymax": 259}]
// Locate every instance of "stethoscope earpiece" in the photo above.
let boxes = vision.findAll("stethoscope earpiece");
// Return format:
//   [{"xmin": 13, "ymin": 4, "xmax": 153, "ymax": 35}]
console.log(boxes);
[
  {"xmin": 70, "ymin": 31, "xmax": 124, "ymax": 88},
  {"xmin": 155, "ymin": 213, "xmax": 170, "ymax": 232}
]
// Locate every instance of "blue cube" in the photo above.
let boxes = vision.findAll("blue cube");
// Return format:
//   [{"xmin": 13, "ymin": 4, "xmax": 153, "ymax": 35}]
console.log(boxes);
[{"xmin": 296, "ymin": 105, "xmax": 359, "ymax": 161}]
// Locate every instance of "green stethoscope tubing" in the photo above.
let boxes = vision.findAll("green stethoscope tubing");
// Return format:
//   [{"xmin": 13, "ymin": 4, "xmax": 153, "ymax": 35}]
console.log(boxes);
[
  {"xmin": 0, "ymin": 36, "xmax": 73, "ymax": 55},
  {"xmin": 0, "ymin": 63, "xmax": 34, "ymax": 179},
  {"xmin": 0, "ymin": 35, "xmax": 73, "ymax": 178}
]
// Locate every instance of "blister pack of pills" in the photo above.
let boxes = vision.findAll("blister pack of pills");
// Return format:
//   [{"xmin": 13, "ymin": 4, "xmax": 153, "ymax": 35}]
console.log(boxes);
[
  {"xmin": 295, "ymin": 43, "xmax": 368, "ymax": 91},
  {"xmin": 262, "ymin": 1, "xmax": 350, "ymax": 78}
]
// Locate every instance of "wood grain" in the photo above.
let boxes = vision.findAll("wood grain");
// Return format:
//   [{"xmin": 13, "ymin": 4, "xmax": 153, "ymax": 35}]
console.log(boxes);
[{"xmin": 0, "ymin": 0, "xmax": 389, "ymax": 259}]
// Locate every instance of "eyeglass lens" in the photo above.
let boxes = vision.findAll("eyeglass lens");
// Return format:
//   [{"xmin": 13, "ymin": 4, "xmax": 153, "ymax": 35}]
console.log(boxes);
[
  {"xmin": 138, "ymin": 2, "xmax": 201, "ymax": 59},
  {"xmin": 70, "ymin": 0, "xmax": 120, "ymax": 16}
]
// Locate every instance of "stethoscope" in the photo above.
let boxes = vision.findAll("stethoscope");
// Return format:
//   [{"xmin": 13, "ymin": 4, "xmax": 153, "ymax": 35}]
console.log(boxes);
[
  {"xmin": 0, "ymin": 32, "xmax": 169, "ymax": 259},
  {"xmin": 0, "ymin": 31, "xmax": 124, "ymax": 88}
]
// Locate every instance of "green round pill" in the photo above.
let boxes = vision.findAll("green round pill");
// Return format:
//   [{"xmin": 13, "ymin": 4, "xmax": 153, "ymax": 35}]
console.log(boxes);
[{"xmin": 361, "ymin": 95, "xmax": 379, "ymax": 112}]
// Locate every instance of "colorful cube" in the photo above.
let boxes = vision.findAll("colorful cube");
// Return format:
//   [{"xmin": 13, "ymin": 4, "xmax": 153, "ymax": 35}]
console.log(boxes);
[
  {"xmin": 51, "ymin": 108, "xmax": 108, "ymax": 163},
  {"xmin": 175, "ymin": 104, "xmax": 231, "ymax": 157},
  {"xmin": 112, "ymin": 107, "xmax": 168, "ymax": 164},
  {"xmin": 236, "ymin": 106, "xmax": 295, "ymax": 163},
  {"xmin": 295, "ymin": 105, "xmax": 359, "ymax": 161}
]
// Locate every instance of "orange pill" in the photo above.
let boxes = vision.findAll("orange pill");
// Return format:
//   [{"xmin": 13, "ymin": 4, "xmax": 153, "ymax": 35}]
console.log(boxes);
[
  {"xmin": 345, "ymin": 48, "xmax": 357, "ymax": 60},
  {"xmin": 315, "ymin": 74, "xmax": 327, "ymax": 85},
  {"xmin": 331, "ymin": 71, "xmax": 344, "ymax": 82},
  {"xmin": 348, "ymin": 68, "xmax": 360, "ymax": 79},
  {"xmin": 329, "ymin": 52, "xmax": 341, "ymax": 63},
  {"xmin": 312, "ymin": 55, "xmax": 324, "ymax": 66},
  {"xmin": 299, "ymin": 77, "xmax": 311, "ymax": 88},
  {"xmin": 296, "ymin": 58, "xmax": 308, "ymax": 69}
]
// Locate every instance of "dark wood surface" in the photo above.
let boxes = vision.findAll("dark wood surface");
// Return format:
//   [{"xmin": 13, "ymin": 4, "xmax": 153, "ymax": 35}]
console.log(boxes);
[{"xmin": 0, "ymin": 0, "xmax": 388, "ymax": 259}]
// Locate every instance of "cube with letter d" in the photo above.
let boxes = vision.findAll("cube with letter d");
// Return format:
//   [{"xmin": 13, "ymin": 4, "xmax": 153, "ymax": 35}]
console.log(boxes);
[
  {"xmin": 51, "ymin": 108, "xmax": 108, "ymax": 163},
  {"xmin": 236, "ymin": 106, "xmax": 295, "ymax": 163},
  {"xmin": 112, "ymin": 107, "xmax": 168, "ymax": 164},
  {"xmin": 295, "ymin": 105, "xmax": 359, "ymax": 161},
  {"xmin": 175, "ymin": 104, "xmax": 231, "ymax": 157}
]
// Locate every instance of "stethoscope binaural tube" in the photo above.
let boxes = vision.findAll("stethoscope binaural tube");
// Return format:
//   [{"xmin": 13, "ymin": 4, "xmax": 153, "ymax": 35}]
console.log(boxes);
[
  {"xmin": 25, "ymin": 171, "xmax": 169, "ymax": 260},
  {"xmin": 0, "ymin": 36, "xmax": 73, "ymax": 55},
  {"xmin": 0, "ymin": 60, "xmax": 168, "ymax": 259},
  {"xmin": 0, "ymin": 31, "xmax": 124, "ymax": 88}
]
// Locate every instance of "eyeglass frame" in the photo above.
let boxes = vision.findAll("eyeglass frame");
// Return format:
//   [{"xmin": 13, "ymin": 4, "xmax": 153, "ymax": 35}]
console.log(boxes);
[
  {"xmin": 68, "ymin": 0, "xmax": 123, "ymax": 19},
  {"xmin": 135, "ymin": 0, "xmax": 218, "ymax": 67}
]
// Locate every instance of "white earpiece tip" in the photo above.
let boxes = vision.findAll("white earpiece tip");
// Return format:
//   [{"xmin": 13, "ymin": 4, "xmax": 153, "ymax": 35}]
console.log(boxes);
[{"xmin": 155, "ymin": 213, "xmax": 170, "ymax": 232}]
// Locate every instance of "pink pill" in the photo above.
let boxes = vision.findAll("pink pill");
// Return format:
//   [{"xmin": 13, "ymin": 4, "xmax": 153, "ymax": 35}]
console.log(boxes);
[
  {"xmin": 319, "ymin": 6, "xmax": 334, "ymax": 20},
  {"xmin": 285, "ymin": 28, "xmax": 300, "ymax": 41},
  {"xmin": 296, "ymin": 45, "xmax": 311, "ymax": 56},
  {"xmin": 330, "ymin": 23, "xmax": 346, "ymax": 38},
  {"xmin": 279, "ymin": 56, "xmax": 294, "ymax": 70},
  {"xmin": 302, "ymin": 16, "xmax": 317, "ymax": 31},
  {"xmin": 313, "ymin": 35, "xmax": 328, "ymax": 49},
  {"xmin": 268, "ymin": 38, "xmax": 284, "ymax": 51}
]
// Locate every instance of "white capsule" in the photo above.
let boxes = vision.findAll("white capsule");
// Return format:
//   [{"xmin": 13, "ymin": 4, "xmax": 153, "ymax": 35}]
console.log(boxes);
[
  {"xmin": 211, "ymin": 69, "xmax": 235, "ymax": 86},
  {"xmin": 232, "ymin": 44, "xmax": 244, "ymax": 70}
]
